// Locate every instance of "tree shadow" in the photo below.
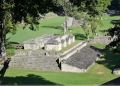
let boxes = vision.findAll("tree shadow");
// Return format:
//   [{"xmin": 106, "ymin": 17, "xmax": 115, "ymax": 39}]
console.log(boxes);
[
  {"xmin": 0, "ymin": 59, "xmax": 61, "ymax": 85},
  {"xmin": 0, "ymin": 58, "xmax": 11, "ymax": 78},
  {"xmin": 99, "ymin": 30, "xmax": 108, "ymax": 33},
  {"xmin": 74, "ymin": 33, "xmax": 87, "ymax": 40},
  {"xmin": 0, "ymin": 74, "xmax": 61, "ymax": 85},
  {"xmin": 41, "ymin": 26, "xmax": 63, "ymax": 30},
  {"xmin": 90, "ymin": 46, "xmax": 120, "ymax": 70},
  {"xmin": 102, "ymin": 77, "xmax": 120, "ymax": 85},
  {"xmin": 111, "ymin": 20, "xmax": 120, "ymax": 25},
  {"xmin": 5, "ymin": 38, "xmax": 20, "ymax": 49}
]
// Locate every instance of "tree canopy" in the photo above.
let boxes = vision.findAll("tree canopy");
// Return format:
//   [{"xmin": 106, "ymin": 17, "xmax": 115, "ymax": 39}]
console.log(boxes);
[
  {"xmin": 0, "ymin": 0, "xmax": 61, "ymax": 60},
  {"xmin": 0, "ymin": 0, "xmax": 114, "ymax": 60}
]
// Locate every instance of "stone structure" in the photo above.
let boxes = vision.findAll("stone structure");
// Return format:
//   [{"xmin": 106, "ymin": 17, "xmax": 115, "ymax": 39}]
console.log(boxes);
[
  {"xmin": 60, "ymin": 46, "xmax": 101, "ymax": 72},
  {"xmin": 62, "ymin": 17, "xmax": 74, "ymax": 29},
  {"xmin": 45, "ymin": 34, "xmax": 75, "ymax": 51},
  {"xmin": 9, "ymin": 49, "xmax": 60, "ymax": 71},
  {"xmin": 9, "ymin": 40, "xmax": 102, "ymax": 72},
  {"xmin": 24, "ymin": 34, "xmax": 75, "ymax": 51},
  {"xmin": 113, "ymin": 64, "xmax": 120, "ymax": 75},
  {"xmin": 89, "ymin": 36, "xmax": 112, "ymax": 45},
  {"xmin": 113, "ymin": 69, "xmax": 120, "ymax": 75}
]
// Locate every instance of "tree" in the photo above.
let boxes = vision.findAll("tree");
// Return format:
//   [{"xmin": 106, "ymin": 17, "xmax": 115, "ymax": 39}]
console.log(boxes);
[
  {"xmin": 107, "ymin": 20, "xmax": 120, "ymax": 53},
  {"xmin": 0, "ymin": 0, "xmax": 14, "ymax": 61},
  {"xmin": 109, "ymin": 0, "xmax": 120, "ymax": 12},
  {"xmin": 54, "ymin": 0, "xmax": 73, "ymax": 33},
  {"xmin": 0, "ymin": 0, "xmax": 60, "ymax": 61},
  {"xmin": 70, "ymin": 0, "xmax": 111, "ymax": 37}
]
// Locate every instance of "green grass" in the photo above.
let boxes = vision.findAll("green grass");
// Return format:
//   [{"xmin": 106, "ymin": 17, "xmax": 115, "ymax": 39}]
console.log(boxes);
[
  {"xmin": 2, "ymin": 64, "xmax": 118, "ymax": 85},
  {"xmin": 2, "ymin": 43, "xmax": 119, "ymax": 85},
  {"xmin": 7, "ymin": 15, "xmax": 120, "ymax": 43},
  {"xmin": 6, "ymin": 48, "xmax": 15, "ymax": 57},
  {"xmin": 97, "ymin": 16, "xmax": 120, "ymax": 35},
  {"xmin": 7, "ymin": 16, "xmax": 65, "ymax": 43},
  {"xmin": 3, "ymin": 15, "xmax": 120, "ymax": 85}
]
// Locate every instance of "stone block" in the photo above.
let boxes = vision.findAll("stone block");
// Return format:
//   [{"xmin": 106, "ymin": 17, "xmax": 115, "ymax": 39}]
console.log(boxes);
[{"xmin": 113, "ymin": 69, "xmax": 120, "ymax": 75}]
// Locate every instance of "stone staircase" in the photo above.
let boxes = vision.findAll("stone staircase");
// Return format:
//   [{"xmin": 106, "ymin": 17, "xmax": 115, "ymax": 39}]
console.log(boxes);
[{"xmin": 10, "ymin": 49, "xmax": 60, "ymax": 71}]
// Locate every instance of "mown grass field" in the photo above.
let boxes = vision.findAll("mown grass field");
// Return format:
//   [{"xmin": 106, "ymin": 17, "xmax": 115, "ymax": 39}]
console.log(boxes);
[
  {"xmin": 7, "ymin": 16, "xmax": 65, "ymax": 43},
  {"xmin": 2, "ymin": 66, "xmax": 117, "ymax": 85},
  {"xmin": 3, "ymin": 15, "xmax": 120, "ymax": 85},
  {"xmin": 2, "ymin": 43, "xmax": 120, "ymax": 85},
  {"xmin": 7, "ymin": 15, "xmax": 120, "ymax": 43}
]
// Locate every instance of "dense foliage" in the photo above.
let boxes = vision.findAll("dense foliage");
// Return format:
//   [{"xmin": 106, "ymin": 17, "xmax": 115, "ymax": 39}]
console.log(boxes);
[
  {"xmin": 0, "ymin": 0, "xmax": 116, "ymax": 60},
  {"xmin": 107, "ymin": 20, "xmax": 120, "ymax": 53},
  {"xmin": 0, "ymin": 0, "xmax": 60, "ymax": 60}
]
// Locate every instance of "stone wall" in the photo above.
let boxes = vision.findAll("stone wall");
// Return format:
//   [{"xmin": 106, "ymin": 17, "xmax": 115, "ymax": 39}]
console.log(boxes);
[
  {"xmin": 61, "ymin": 63, "xmax": 87, "ymax": 72},
  {"xmin": 9, "ymin": 51, "xmax": 60, "ymax": 71},
  {"xmin": 45, "ymin": 43, "xmax": 62, "ymax": 51},
  {"xmin": 45, "ymin": 35, "xmax": 75, "ymax": 51},
  {"xmin": 23, "ymin": 34, "xmax": 75, "ymax": 51},
  {"xmin": 89, "ymin": 36, "xmax": 112, "ymax": 44},
  {"xmin": 24, "ymin": 43, "xmax": 40, "ymax": 50}
]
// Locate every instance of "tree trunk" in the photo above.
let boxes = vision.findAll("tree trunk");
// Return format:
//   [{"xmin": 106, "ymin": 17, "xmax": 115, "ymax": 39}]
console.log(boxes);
[{"xmin": 0, "ymin": 18, "xmax": 7, "ymax": 62}]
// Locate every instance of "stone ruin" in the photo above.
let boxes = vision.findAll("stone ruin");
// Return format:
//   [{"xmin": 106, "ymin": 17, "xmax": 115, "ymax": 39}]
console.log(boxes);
[{"xmin": 23, "ymin": 34, "xmax": 75, "ymax": 51}]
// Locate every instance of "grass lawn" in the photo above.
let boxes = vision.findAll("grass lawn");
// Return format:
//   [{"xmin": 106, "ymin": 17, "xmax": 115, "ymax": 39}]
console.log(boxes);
[
  {"xmin": 3, "ymin": 15, "xmax": 120, "ymax": 85},
  {"xmin": 2, "ymin": 66, "xmax": 117, "ymax": 85},
  {"xmin": 7, "ymin": 15, "xmax": 120, "ymax": 43},
  {"xmin": 2, "ymin": 43, "xmax": 120, "ymax": 85},
  {"xmin": 7, "ymin": 16, "xmax": 65, "ymax": 43}
]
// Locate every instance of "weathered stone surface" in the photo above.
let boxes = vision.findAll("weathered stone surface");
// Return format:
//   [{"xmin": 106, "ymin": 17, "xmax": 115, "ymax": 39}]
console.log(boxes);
[
  {"xmin": 89, "ymin": 36, "xmax": 112, "ymax": 44},
  {"xmin": 10, "ymin": 52, "xmax": 60, "ymax": 71},
  {"xmin": 23, "ymin": 34, "xmax": 75, "ymax": 51},
  {"xmin": 62, "ymin": 17, "xmax": 74, "ymax": 28},
  {"xmin": 60, "ymin": 46, "xmax": 101, "ymax": 72}
]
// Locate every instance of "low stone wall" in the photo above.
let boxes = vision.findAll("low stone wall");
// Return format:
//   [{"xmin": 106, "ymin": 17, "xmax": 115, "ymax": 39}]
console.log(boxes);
[
  {"xmin": 61, "ymin": 63, "xmax": 87, "ymax": 73},
  {"xmin": 61, "ymin": 58, "xmax": 96, "ymax": 73},
  {"xmin": 24, "ymin": 43, "xmax": 40, "ymax": 50},
  {"xmin": 45, "ymin": 43, "xmax": 62, "ymax": 51},
  {"xmin": 89, "ymin": 36, "xmax": 112, "ymax": 44}
]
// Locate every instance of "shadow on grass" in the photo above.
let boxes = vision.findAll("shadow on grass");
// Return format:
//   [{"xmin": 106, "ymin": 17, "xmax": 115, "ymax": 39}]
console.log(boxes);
[
  {"xmin": 5, "ymin": 38, "xmax": 20, "ymax": 49},
  {"xmin": 111, "ymin": 20, "xmax": 120, "ymax": 25},
  {"xmin": 90, "ymin": 46, "xmax": 120, "ymax": 70},
  {"xmin": 0, "ymin": 58, "xmax": 11, "ymax": 78},
  {"xmin": 0, "ymin": 74, "xmax": 61, "ymax": 85},
  {"xmin": 102, "ymin": 77, "xmax": 120, "ymax": 85},
  {"xmin": 74, "ymin": 33, "xmax": 87, "ymax": 40},
  {"xmin": 42, "ymin": 26, "xmax": 63, "ymax": 30},
  {"xmin": 99, "ymin": 30, "xmax": 108, "ymax": 33}
]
